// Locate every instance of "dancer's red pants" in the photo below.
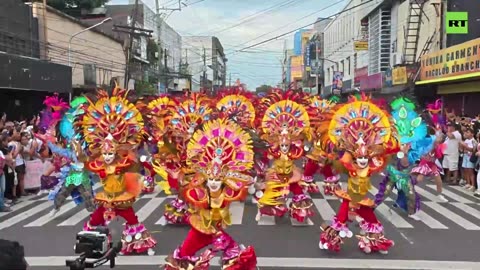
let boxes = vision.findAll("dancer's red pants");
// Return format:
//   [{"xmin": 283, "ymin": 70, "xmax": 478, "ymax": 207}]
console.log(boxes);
[
  {"xmin": 336, "ymin": 199, "xmax": 379, "ymax": 224},
  {"xmin": 179, "ymin": 228, "xmax": 216, "ymax": 257},
  {"xmin": 303, "ymin": 159, "xmax": 335, "ymax": 179},
  {"xmin": 89, "ymin": 206, "xmax": 139, "ymax": 226}
]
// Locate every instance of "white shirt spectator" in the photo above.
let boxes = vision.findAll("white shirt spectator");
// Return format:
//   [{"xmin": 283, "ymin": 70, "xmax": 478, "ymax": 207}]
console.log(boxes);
[
  {"xmin": 8, "ymin": 141, "xmax": 24, "ymax": 166},
  {"xmin": 444, "ymin": 130, "xmax": 462, "ymax": 158}
]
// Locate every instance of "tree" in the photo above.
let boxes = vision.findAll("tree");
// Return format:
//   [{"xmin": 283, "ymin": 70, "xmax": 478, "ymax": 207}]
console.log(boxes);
[
  {"xmin": 146, "ymin": 39, "xmax": 160, "ymax": 65},
  {"xmin": 255, "ymin": 84, "xmax": 273, "ymax": 94},
  {"xmin": 135, "ymin": 80, "xmax": 157, "ymax": 97},
  {"xmin": 47, "ymin": 0, "xmax": 110, "ymax": 10}
]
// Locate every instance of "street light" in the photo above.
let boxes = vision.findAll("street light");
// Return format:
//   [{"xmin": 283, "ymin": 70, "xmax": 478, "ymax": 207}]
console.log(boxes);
[{"xmin": 68, "ymin": 17, "xmax": 112, "ymax": 101}]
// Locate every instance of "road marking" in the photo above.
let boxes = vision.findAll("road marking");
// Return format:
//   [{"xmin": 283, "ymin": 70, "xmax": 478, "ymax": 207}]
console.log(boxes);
[
  {"xmin": 24, "ymin": 201, "xmax": 76, "ymax": 227},
  {"xmin": 415, "ymin": 210, "xmax": 448, "ymax": 229},
  {"xmin": 374, "ymin": 204, "xmax": 413, "ymax": 228},
  {"xmin": 450, "ymin": 202, "xmax": 480, "ymax": 220},
  {"xmin": 415, "ymin": 186, "xmax": 443, "ymax": 203},
  {"xmin": 257, "ymin": 214, "xmax": 276, "ymax": 225},
  {"xmin": 141, "ymin": 189, "xmax": 162, "ymax": 198},
  {"xmin": 58, "ymin": 208, "xmax": 90, "ymax": 226},
  {"xmin": 229, "ymin": 201, "xmax": 245, "ymax": 225},
  {"xmin": 25, "ymin": 256, "xmax": 480, "ymax": 269},
  {"xmin": 423, "ymin": 201, "xmax": 480, "ymax": 230},
  {"xmin": 449, "ymin": 186, "xmax": 478, "ymax": 199},
  {"xmin": 134, "ymin": 198, "xmax": 165, "ymax": 223},
  {"xmin": 426, "ymin": 185, "xmax": 474, "ymax": 203},
  {"xmin": 316, "ymin": 181, "xmax": 337, "ymax": 200},
  {"xmin": 369, "ymin": 186, "xmax": 393, "ymax": 201},
  {"xmin": 0, "ymin": 199, "xmax": 38, "ymax": 217},
  {"xmin": 312, "ymin": 198, "xmax": 336, "ymax": 221},
  {"xmin": 0, "ymin": 201, "xmax": 51, "ymax": 230}
]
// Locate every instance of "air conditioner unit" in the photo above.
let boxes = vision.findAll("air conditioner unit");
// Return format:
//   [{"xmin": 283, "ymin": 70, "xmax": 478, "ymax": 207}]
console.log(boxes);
[{"xmin": 391, "ymin": 53, "xmax": 403, "ymax": 66}]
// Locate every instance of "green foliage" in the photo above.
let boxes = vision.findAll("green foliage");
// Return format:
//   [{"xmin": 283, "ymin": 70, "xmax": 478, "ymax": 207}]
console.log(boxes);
[
  {"xmin": 255, "ymin": 84, "xmax": 273, "ymax": 93},
  {"xmin": 135, "ymin": 80, "xmax": 157, "ymax": 96},
  {"xmin": 47, "ymin": 0, "xmax": 110, "ymax": 10},
  {"xmin": 146, "ymin": 39, "xmax": 159, "ymax": 64}
]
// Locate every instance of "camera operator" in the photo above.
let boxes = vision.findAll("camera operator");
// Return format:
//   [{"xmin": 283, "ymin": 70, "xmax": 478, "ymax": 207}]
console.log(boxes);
[{"xmin": 0, "ymin": 239, "xmax": 28, "ymax": 270}]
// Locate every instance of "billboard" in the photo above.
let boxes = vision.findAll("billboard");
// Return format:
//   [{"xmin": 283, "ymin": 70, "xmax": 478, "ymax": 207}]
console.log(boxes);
[
  {"xmin": 290, "ymin": 55, "xmax": 303, "ymax": 81},
  {"xmin": 293, "ymin": 29, "xmax": 309, "ymax": 55}
]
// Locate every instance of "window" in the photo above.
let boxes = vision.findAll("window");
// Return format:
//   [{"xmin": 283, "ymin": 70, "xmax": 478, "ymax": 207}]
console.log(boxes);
[
  {"xmin": 347, "ymin": 57, "xmax": 351, "ymax": 75},
  {"xmin": 327, "ymin": 68, "xmax": 330, "ymax": 82},
  {"xmin": 341, "ymin": 60, "xmax": 344, "ymax": 73}
]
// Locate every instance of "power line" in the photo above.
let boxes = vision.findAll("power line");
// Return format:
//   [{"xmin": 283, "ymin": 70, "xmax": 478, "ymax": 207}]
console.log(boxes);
[
  {"xmin": 230, "ymin": 0, "xmax": 346, "ymax": 50},
  {"xmin": 235, "ymin": 0, "xmax": 376, "ymax": 52}
]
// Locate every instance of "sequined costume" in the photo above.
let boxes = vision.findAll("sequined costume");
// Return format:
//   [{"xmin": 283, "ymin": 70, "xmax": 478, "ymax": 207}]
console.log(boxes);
[
  {"xmin": 37, "ymin": 96, "xmax": 96, "ymax": 213},
  {"xmin": 79, "ymin": 87, "xmax": 156, "ymax": 255},
  {"xmin": 303, "ymin": 95, "xmax": 340, "ymax": 195},
  {"xmin": 375, "ymin": 98, "xmax": 428, "ymax": 217},
  {"xmin": 213, "ymin": 87, "xmax": 264, "ymax": 201},
  {"xmin": 164, "ymin": 118, "xmax": 257, "ymax": 270},
  {"xmin": 319, "ymin": 94, "xmax": 397, "ymax": 254},
  {"xmin": 151, "ymin": 93, "xmax": 213, "ymax": 225},
  {"xmin": 254, "ymin": 89, "xmax": 315, "ymax": 224}
]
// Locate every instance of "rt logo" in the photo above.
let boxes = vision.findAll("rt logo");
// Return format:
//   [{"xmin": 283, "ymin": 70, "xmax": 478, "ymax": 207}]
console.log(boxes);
[{"xmin": 446, "ymin": 12, "xmax": 468, "ymax": 34}]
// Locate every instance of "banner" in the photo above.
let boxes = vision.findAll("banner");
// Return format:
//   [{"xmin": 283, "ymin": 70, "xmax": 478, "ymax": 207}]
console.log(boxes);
[
  {"xmin": 290, "ymin": 55, "xmax": 303, "ymax": 81},
  {"xmin": 392, "ymin": 66, "xmax": 407, "ymax": 85},
  {"xmin": 332, "ymin": 71, "xmax": 344, "ymax": 94},
  {"xmin": 419, "ymin": 37, "xmax": 480, "ymax": 82},
  {"xmin": 24, "ymin": 159, "xmax": 52, "ymax": 189}
]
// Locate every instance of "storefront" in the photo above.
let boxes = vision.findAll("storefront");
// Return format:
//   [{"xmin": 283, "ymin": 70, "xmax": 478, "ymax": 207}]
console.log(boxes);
[{"xmin": 416, "ymin": 37, "xmax": 480, "ymax": 116}]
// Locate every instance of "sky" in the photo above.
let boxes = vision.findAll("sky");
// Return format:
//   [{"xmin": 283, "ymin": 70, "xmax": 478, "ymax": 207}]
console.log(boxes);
[{"xmin": 110, "ymin": 0, "xmax": 346, "ymax": 89}]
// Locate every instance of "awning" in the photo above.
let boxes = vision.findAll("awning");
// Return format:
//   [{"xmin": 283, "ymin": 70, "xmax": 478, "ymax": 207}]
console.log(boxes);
[
  {"xmin": 416, "ymin": 71, "xmax": 480, "ymax": 85},
  {"xmin": 437, "ymin": 80, "xmax": 480, "ymax": 95}
]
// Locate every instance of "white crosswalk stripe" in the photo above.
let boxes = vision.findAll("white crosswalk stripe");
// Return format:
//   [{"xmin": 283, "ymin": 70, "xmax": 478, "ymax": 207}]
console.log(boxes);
[{"xmin": 2, "ymin": 184, "xmax": 480, "ymax": 232}]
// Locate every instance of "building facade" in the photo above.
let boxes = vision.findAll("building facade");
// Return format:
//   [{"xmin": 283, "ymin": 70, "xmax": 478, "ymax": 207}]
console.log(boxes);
[
  {"xmin": 306, "ymin": 17, "xmax": 332, "ymax": 95},
  {"xmin": 182, "ymin": 36, "xmax": 227, "ymax": 92},
  {"xmin": 0, "ymin": 1, "xmax": 72, "ymax": 119},
  {"xmin": 44, "ymin": 6, "xmax": 126, "ymax": 91},
  {"xmin": 323, "ymin": 0, "xmax": 382, "ymax": 95}
]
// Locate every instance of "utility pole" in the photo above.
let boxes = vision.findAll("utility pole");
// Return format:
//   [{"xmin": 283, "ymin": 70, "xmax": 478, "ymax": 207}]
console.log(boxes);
[
  {"xmin": 229, "ymin": 72, "xmax": 231, "ymax": 87},
  {"xmin": 124, "ymin": 0, "xmax": 139, "ymax": 89},
  {"xmin": 164, "ymin": 48, "xmax": 168, "ymax": 92},
  {"xmin": 155, "ymin": 0, "xmax": 163, "ymax": 93},
  {"xmin": 202, "ymin": 47, "xmax": 207, "ymax": 90},
  {"xmin": 315, "ymin": 39, "xmax": 320, "ymax": 95}
]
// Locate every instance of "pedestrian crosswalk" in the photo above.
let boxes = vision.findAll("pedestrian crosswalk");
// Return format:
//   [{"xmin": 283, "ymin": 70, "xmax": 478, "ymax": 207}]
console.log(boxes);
[{"xmin": 2, "ymin": 181, "xmax": 480, "ymax": 232}]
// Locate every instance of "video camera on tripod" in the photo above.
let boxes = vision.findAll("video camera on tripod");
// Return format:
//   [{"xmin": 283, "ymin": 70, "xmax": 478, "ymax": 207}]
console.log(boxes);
[{"xmin": 66, "ymin": 227, "xmax": 120, "ymax": 270}]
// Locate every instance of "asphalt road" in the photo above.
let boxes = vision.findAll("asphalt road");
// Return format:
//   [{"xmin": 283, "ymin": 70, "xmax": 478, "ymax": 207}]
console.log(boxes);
[{"xmin": 2, "ymin": 175, "xmax": 480, "ymax": 269}]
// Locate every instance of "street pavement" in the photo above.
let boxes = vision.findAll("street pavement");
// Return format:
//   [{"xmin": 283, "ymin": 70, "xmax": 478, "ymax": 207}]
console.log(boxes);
[{"xmin": 2, "ymin": 176, "xmax": 480, "ymax": 269}]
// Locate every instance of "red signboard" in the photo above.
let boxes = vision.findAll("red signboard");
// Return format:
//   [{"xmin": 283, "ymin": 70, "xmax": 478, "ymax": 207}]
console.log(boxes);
[
  {"xmin": 354, "ymin": 67, "xmax": 368, "ymax": 86},
  {"xmin": 353, "ymin": 67, "xmax": 383, "ymax": 90}
]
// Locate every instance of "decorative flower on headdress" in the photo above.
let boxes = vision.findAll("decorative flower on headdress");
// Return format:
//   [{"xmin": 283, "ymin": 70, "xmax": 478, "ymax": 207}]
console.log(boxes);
[
  {"xmin": 186, "ymin": 118, "xmax": 254, "ymax": 189},
  {"xmin": 81, "ymin": 87, "xmax": 144, "ymax": 155},
  {"xmin": 329, "ymin": 98, "xmax": 393, "ymax": 159},
  {"xmin": 216, "ymin": 87, "xmax": 256, "ymax": 128},
  {"xmin": 170, "ymin": 93, "xmax": 213, "ymax": 138}
]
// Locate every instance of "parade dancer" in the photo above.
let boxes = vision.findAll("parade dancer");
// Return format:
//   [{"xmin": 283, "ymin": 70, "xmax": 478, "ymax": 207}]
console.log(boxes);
[
  {"xmin": 375, "ymin": 97, "xmax": 428, "ymax": 220},
  {"xmin": 37, "ymin": 96, "xmax": 96, "ymax": 215},
  {"xmin": 319, "ymin": 94, "xmax": 397, "ymax": 254},
  {"xmin": 302, "ymin": 96, "xmax": 339, "ymax": 195},
  {"xmin": 213, "ymin": 87, "xmax": 264, "ymax": 202},
  {"xmin": 254, "ymin": 89, "xmax": 315, "ymax": 224},
  {"xmin": 79, "ymin": 87, "xmax": 156, "ymax": 255},
  {"xmin": 163, "ymin": 118, "xmax": 257, "ymax": 270},
  {"xmin": 152, "ymin": 93, "xmax": 213, "ymax": 225}
]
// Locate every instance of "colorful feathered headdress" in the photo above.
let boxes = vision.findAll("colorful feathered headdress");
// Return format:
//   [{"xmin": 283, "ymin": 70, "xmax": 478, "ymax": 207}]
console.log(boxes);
[
  {"xmin": 215, "ymin": 87, "xmax": 256, "ymax": 128},
  {"xmin": 390, "ymin": 97, "xmax": 427, "ymax": 144}
]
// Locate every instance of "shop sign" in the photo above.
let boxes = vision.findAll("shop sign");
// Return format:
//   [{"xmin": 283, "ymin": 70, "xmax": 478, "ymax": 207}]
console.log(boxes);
[
  {"xmin": 419, "ymin": 37, "xmax": 480, "ymax": 82},
  {"xmin": 354, "ymin": 66, "xmax": 368, "ymax": 87},
  {"xmin": 360, "ymin": 72, "xmax": 383, "ymax": 90},
  {"xmin": 354, "ymin": 41, "xmax": 368, "ymax": 51},
  {"xmin": 392, "ymin": 66, "xmax": 407, "ymax": 85}
]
